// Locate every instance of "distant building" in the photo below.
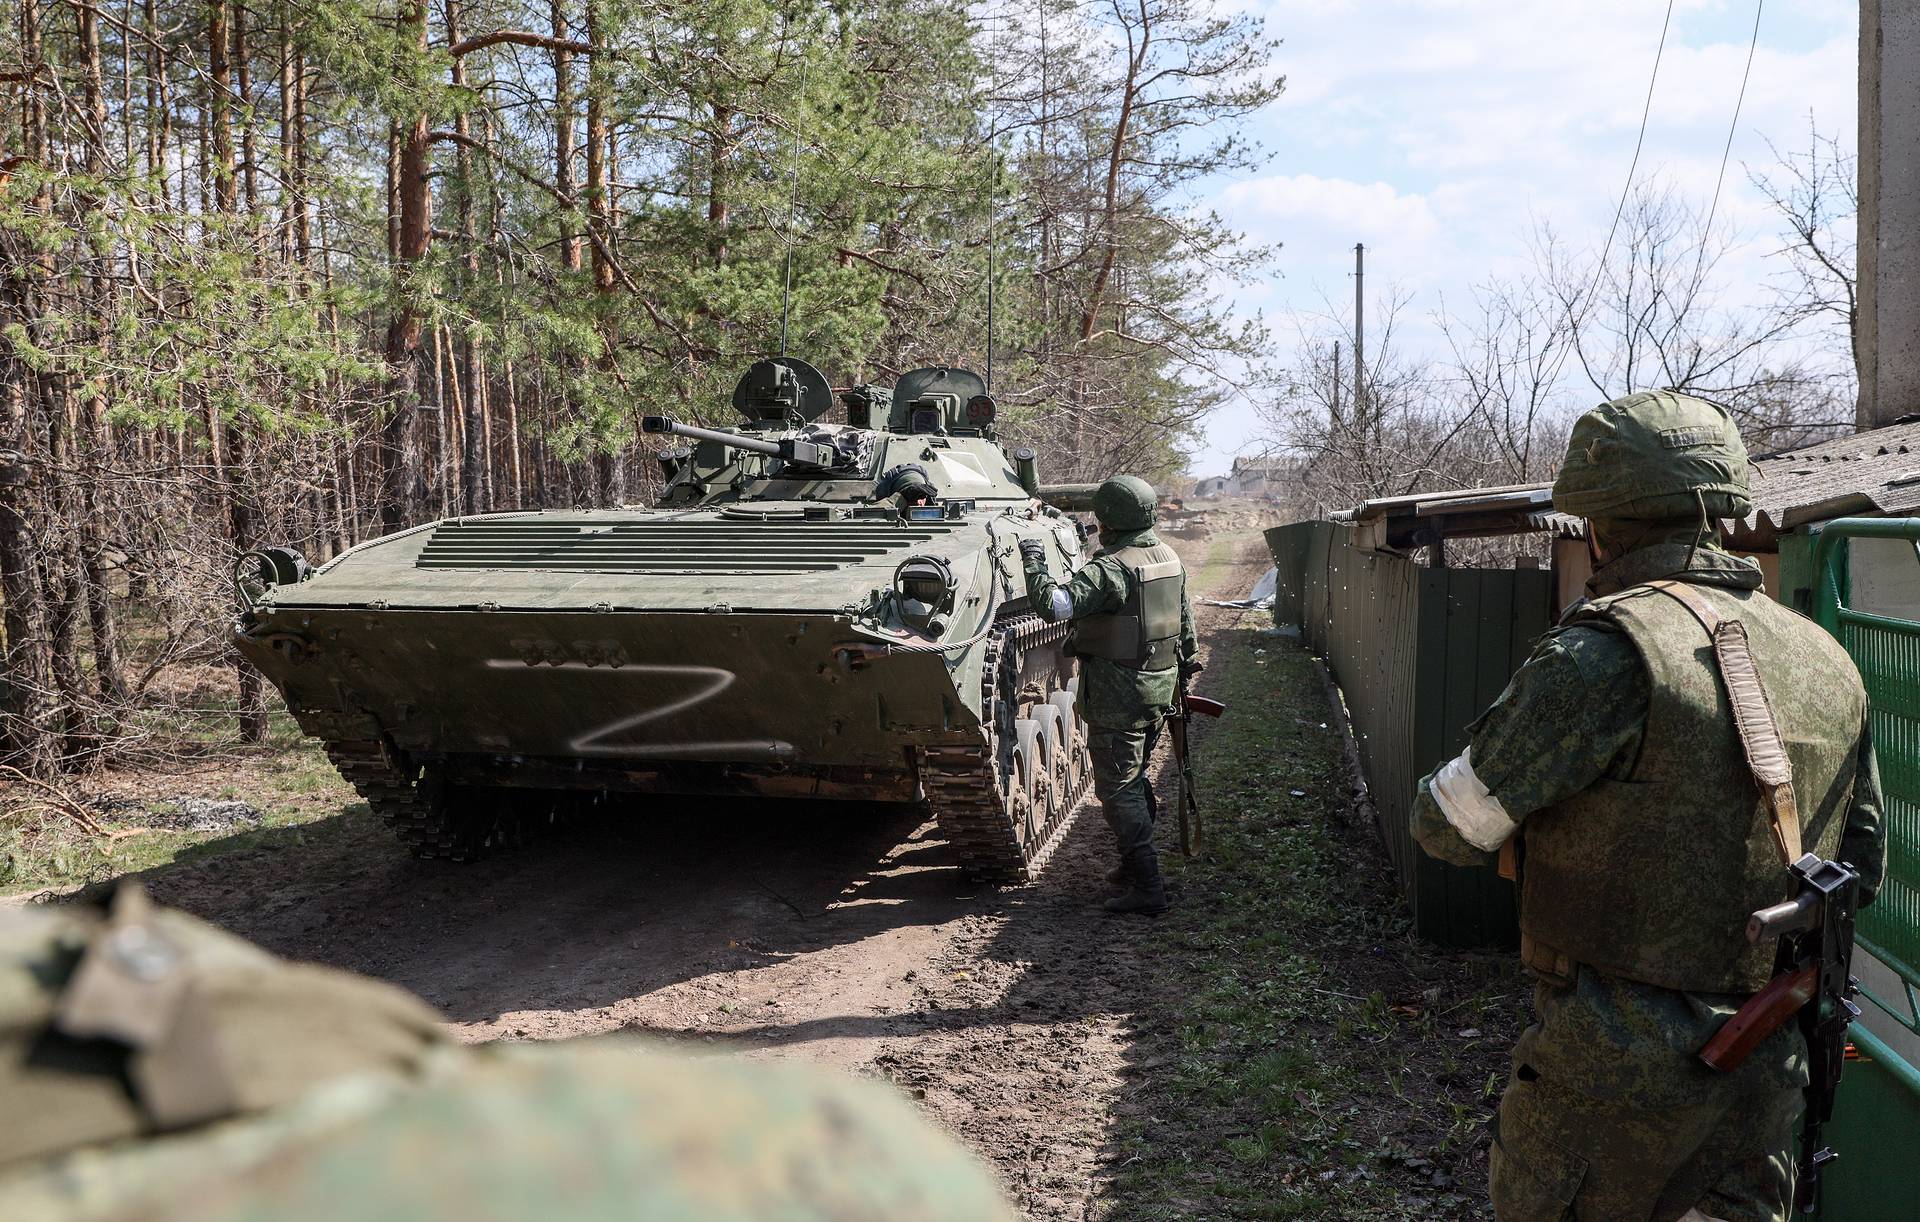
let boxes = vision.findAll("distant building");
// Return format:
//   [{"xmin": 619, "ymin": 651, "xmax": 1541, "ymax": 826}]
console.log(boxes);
[
  {"xmin": 1230, "ymin": 457, "xmax": 1296, "ymax": 498},
  {"xmin": 1192, "ymin": 457, "xmax": 1298, "ymax": 500}
]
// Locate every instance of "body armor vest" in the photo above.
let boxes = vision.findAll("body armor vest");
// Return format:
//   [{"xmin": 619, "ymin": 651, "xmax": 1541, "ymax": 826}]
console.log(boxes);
[
  {"xmin": 1517, "ymin": 580, "xmax": 1865, "ymax": 994},
  {"xmin": 1069, "ymin": 541, "xmax": 1185, "ymax": 672}
]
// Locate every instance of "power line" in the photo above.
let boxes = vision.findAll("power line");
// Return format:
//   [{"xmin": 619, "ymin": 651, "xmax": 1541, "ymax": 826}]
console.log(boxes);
[
  {"xmin": 1544, "ymin": 0, "xmax": 1676, "ymax": 397},
  {"xmin": 1702, "ymin": 0, "xmax": 1765, "ymax": 245}
]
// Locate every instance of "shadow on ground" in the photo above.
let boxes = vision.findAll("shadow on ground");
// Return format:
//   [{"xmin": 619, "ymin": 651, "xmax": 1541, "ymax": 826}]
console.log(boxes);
[{"xmin": 103, "ymin": 794, "xmax": 992, "ymax": 1027}]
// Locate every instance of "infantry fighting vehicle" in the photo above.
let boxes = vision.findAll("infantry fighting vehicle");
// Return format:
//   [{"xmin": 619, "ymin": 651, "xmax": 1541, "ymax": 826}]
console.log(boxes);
[{"xmin": 233, "ymin": 359, "xmax": 1098, "ymax": 882}]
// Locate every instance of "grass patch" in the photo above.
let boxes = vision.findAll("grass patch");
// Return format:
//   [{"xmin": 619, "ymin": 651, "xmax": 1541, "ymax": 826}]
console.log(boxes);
[
  {"xmin": 1103, "ymin": 619, "xmax": 1521, "ymax": 1220},
  {"xmin": 1190, "ymin": 534, "xmax": 1242, "ymax": 596},
  {"xmin": 1, "ymin": 738, "xmax": 356, "ymax": 894}
]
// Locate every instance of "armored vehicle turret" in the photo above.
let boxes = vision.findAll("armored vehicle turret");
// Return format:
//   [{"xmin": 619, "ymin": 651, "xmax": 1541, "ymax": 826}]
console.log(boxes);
[{"xmin": 233, "ymin": 360, "xmax": 1098, "ymax": 882}]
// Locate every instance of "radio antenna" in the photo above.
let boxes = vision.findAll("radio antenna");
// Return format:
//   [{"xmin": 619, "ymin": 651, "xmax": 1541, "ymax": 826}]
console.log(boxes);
[
  {"xmin": 985, "ymin": 150, "xmax": 996, "ymax": 393},
  {"xmin": 778, "ymin": 31, "xmax": 807, "ymax": 358}
]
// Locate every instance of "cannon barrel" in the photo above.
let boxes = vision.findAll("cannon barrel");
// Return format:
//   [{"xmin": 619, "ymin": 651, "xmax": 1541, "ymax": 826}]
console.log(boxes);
[
  {"xmin": 641, "ymin": 415, "xmax": 839, "ymax": 468},
  {"xmin": 1036, "ymin": 483, "xmax": 1101, "ymax": 512},
  {"xmin": 641, "ymin": 416, "xmax": 783, "ymax": 457}
]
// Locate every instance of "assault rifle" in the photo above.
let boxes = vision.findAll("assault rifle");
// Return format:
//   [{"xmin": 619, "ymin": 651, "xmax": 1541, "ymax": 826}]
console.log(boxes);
[
  {"xmin": 1698, "ymin": 852, "xmax": 1862, "ymax": 1213},
  {"xmin": 1170, "ymin": 690, "xmax": 1225, "ymax": 857}
]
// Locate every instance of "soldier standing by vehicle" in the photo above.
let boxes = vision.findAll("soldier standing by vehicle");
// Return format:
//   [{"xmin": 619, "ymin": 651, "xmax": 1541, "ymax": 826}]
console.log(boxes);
[
  {"xmin": 1410, "ymin": 391, "xmax": 1886, "ymax": 1222},
  {"xmin": 1020, "ymin": 476, "xmax": 1199, "ymax": 915}
]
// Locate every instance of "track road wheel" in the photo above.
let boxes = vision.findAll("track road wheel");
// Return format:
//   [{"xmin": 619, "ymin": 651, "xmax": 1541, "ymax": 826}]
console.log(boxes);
[
  {"xmin": 1035, "ymin": 706, "xmax": 1070, "ymax": 823},
  {"xmin": 1012, "ymin": 718, "xmax": 1045, "ymax": 851},
  {"xmin": 1046, "ymin": 690, "xmax": 1084, "ymax": 787},
  {"xmin": 918, "ymin": 615, "xmax": 1090, "ymax": 884}
]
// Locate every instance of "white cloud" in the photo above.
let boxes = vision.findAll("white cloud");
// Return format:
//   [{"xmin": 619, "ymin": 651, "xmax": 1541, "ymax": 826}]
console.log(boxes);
[
  {"xmin": 1218, "ymin": 175, "xmax": 1441, "ymax": 246},
  {"xmin": 1186, "ymin": 0, "xmax": 1859, "ymax": 474}
]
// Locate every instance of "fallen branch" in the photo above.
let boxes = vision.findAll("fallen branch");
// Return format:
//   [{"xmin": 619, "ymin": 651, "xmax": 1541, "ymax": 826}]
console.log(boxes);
[{"xmin": 0, "ymin": 766, "xmax": 111, "ymax": 837}]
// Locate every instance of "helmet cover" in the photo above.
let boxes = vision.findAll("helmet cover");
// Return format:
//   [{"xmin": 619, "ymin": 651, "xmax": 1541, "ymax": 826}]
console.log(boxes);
[
  {"xmin": 1552, "ymin": 390, "xmax": 1752, "ymax": 521},
  {"xmin": 1091, "ymin": 476, "xmax": 1158, "ymax": 531}
]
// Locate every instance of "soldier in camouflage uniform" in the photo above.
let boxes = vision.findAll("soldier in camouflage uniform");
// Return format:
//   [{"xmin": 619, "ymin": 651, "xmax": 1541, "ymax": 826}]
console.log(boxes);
[
  {"xmin": 1020, "ymin": 475, "xmax": 1199, "ymax": 915},
  {"xmin": 876, "ymin": 463, "xmax": 936, "ymax": 509},
  {"xmin": 0, "ymin": 884, "xmax": 1014, "ymax": 1221},
  {"xmin": 1411, "ymin": 391, "xmax": 1886, "ymax": 1222}
]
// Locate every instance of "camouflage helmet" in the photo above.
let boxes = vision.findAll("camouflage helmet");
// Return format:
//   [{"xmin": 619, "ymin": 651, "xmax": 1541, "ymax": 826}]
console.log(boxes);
[
  {"xmin": 1552, "ymin": 390, "xmax": 1752, "ymax": 521},
  {"xmin": 1091, "ymin": 476, "xmax": 1157, "ymax": 531}
]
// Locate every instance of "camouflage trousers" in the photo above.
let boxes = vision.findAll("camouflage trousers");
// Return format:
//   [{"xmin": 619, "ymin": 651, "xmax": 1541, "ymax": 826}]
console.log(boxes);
[
  {"xmin": 1087, "ymin": 721, "xmax": 1162, "ymax": 858},
  {"xmin": 1490, "ymin": 994, "xmax": 1802, "ymax": 1221}
]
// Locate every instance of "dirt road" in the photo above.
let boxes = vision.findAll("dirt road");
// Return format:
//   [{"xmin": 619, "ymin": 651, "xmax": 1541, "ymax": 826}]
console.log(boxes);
[{"xmin": 116, "ymin": 513, "xmax": 1276, "ymax": 1219}]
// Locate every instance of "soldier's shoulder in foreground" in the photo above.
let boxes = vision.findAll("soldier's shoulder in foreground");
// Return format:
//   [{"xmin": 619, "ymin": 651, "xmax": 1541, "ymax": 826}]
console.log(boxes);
[
  {"xmin": 1478, "ymin": 623, "xmax": 1647, "ymax": 748},
  {"xmin": 1531, "ymin": 620, "xmax": 1640, "ymax": 684},
  {"xmin": 0, "ymin": 891, "xmax": 1013, "ymax": 1222},
  {"xmin": 4, "ymin": 1039, "xmax": 1013, "ymax": 1222}
]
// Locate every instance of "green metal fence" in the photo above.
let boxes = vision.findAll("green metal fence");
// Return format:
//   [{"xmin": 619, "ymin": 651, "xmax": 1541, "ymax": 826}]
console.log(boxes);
[
  {"xmin": 1813, "ymin": 519, "xmax": 1920, "ymax": 1023},
  {"xmin": 1806, "ymin": 518, "xmax": 1920, "ymax": 1219},
  {"xmin": 1268, "ymin": 521, "xmax": 1547, "ymax": 947}
]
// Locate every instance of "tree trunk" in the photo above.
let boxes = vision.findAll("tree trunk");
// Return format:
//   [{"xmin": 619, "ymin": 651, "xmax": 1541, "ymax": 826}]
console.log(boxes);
[
  {"xmin": 0, "ymin": 447, "xmax": 57, "ymax": 776},
  {"xmin": 505, "ymin": 358, "xmax": 523, "ymax": 507},
  {"xmin": 552, "ymin": 0, "xmax": 580, "ymax": 273},
  {"xmin": 381, "ymin": 3, "xmax": 432, "ymax": 534},
  {"xmin": 0, "ymin": 199, "xmax": 57, "ymax": 773},
  {"xmin": 210, "ymin": 0, "xmax": 267, "ymax": 740},
  {"xmin": 585, "ymin": 0, "xmax": 622, "ymax": 507},
  {"xmin": 13, "ymin": 0, "xmax": 92, "ymax": 762},
  {"xmin": 278, "ymin": 5, "xmax": 302, "ymax": 262},
  {"xmin": 448, "ymin": 0, "xmax": 487, "ymax": 515},
  {"xmin": 222, "ymin": 420, "xmax": 267, "ymax": 741},
  {"xmin": 708, "ymin": 103, "xmax": 730, "ymax": 266},
  {"xmin": 1079, "ymin": 14, "xmax": 1148, "ymax": 344},
  {"xmin": 209, "ymin": 0, "xmax": 237, "ymax": 213},
  {"xmin": 73, "ymin": 0, "xmax": 130, "ymax": 702},
  {"xmin": 234, "ymin": 0, "xmax": 258, "ymax": 214},
  {"xmin": 41, "ymin": 382, "xmax": 96, "ymax": 758}
]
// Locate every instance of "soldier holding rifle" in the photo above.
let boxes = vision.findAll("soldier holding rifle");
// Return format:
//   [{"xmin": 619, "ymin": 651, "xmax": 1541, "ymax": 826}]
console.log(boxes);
[{"xmin": 1411, "ymin": 391, "xmax": 1886, "ymax": 1222}]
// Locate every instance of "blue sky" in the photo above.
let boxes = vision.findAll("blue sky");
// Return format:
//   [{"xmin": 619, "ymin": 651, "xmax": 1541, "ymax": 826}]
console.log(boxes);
[{"xmin": 1188, "ymin": 0, "xmax": 1857, "ymax": 475}]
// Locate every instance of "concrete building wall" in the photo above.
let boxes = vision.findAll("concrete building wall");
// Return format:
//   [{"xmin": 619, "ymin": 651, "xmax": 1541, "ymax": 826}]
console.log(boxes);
[
  {"xmin": 1859, "ymin": 0, "xmax": 1920, "ymax": 427},
  {"xmin": 1851, "ymin": 535, "xmax": 1920, "ymax": 620}
]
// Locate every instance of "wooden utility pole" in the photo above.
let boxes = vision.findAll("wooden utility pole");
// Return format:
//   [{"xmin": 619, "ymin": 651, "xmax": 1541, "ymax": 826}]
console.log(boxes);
[
  {"xmin": 1331, "ymin": 340, "xmax": 1342, "ymax": 419},
  {"xmin": 1353, "ymin": 243, "xmax": 1366, "ymax": 418}
]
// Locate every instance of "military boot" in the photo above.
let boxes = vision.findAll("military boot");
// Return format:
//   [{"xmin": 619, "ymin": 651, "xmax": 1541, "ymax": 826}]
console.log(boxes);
[
  {"xmin": 1104, "ymin": 861, "xmax": 1132, "ymax": 889},
  {"xmin": 1103, "ymin": 849, "xmax": 1168, "ymax": 915}
]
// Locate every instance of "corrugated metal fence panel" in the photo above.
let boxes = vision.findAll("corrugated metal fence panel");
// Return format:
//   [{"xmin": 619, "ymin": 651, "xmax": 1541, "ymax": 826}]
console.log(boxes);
[
  {"xmin": 1264, "ymin": 522, "xmax": 1317, "ymax": 628},
  {"xmin": 1345, "ymin": 548, "xmax": 1421, "ymax": 907},
  {"xmin": 1839, "ymin": 610, "xmax": 1920, "ymax": 988},
  {"xmin": 1303, "ymin": 523, "xmax": 1333, "ymax": 654},
  {"xmin": 1810, "ymin": 523, "xmax": 1920, "ymax": 1006},
  {"xmin": 1798, "ymin": 519, "xmax": 1920, "ymax": 1221},
  {"xmin": 1268, "ymin": 522, "xmax": 1546, "ymax": 946},
  {"xmin": 1400, "ymin": 567, "xmax": 1543, "ymax": 947}
]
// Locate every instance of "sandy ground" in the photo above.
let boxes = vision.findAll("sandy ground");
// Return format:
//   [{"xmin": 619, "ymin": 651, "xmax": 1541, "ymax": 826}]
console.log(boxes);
[{"xmin": 68, "ymin": 509, "xmax": 1277, "ymax": 1220}]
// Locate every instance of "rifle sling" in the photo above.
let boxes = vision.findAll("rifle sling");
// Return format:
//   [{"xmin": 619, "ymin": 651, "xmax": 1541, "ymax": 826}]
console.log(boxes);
[{"xmin": 1645, "ymin": 580, "xmax": 1803, "ymax": 866}]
